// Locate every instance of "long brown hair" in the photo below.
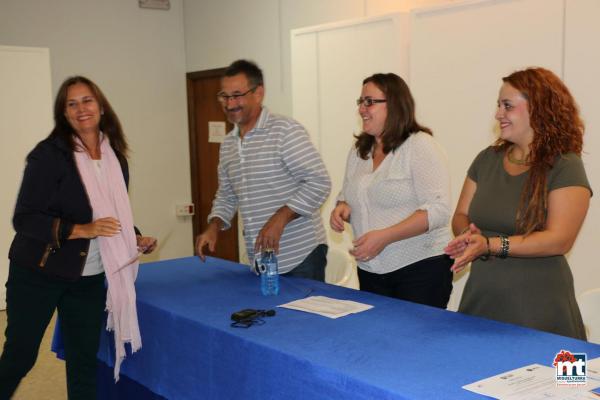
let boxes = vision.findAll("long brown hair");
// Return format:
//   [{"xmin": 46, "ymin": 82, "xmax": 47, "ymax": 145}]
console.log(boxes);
[
  {"xmin": 49, "ymin": 76, "xmax": 129, "ymax": 157},
  {"xmin": 498, "ymin": 67, "xmax": 584, "ymax": 234},
  {"xmin": 355, "ymin": 73, "xmax": 431, "ymax": 159}
]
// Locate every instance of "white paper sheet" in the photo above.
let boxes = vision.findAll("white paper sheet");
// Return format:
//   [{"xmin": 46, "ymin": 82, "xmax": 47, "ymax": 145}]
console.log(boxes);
[
  {"xmin": 208, "ymin": 121, "xmax": 226, "ymax": 143},
  {"xmin": 463, "ymin": 358, "xmax": 600, "ymax": 400},
  {"xmin": 277, "ymin": 295, "xmax": 373, "ymax": 319},
  {"xmin": 587, "ymin": 358, "xmax": 600, "ymax": 395}
]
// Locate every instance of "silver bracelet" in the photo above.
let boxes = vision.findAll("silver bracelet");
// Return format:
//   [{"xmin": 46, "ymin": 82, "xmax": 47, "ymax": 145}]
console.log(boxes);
[
  {"xmin": 479, "ymin": 236, "xmax": 491, "ymax": 261},
  {"xmin": 497, "ymin": 235, "xmax": 509, "ymax": 258}
]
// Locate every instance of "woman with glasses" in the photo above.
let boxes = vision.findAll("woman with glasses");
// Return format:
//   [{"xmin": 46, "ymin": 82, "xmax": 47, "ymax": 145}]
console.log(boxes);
[
  {"xmin": 445, "ymin": 67, "xmax": 590, "ymax": 339},
  {"xmin": 330, "ymin": 73, "xmax": 453, "ymax": 308}
]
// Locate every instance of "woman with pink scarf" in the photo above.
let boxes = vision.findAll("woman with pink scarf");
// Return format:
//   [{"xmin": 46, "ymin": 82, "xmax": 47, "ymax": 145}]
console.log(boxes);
[{"xmin": 0, "ymin": 76, "xmax": 156, "ymax": 399}]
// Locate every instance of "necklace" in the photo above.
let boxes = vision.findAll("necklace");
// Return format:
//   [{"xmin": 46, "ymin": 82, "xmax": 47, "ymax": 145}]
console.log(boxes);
[{"xmin": 507, "ymin": 146, "xmax": 528, "ymax": 165}]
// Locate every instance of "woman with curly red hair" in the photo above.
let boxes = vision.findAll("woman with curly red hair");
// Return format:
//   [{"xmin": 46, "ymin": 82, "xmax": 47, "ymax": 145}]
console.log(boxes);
[{"xmin": 445, "ymin": 67, "xmax": 591, "ymax": 339}]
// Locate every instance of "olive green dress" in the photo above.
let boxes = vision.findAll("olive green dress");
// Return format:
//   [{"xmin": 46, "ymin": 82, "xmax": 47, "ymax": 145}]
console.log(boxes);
[{"xmin": 459, "ymin": 146, "xmax": 591, "ymax": 339}]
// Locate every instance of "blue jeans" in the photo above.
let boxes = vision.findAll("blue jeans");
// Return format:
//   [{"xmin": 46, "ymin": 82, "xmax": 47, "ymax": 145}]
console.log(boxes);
[{"xmin": 283, "ymin": 244, "xmax": 327, "ymax": 282}]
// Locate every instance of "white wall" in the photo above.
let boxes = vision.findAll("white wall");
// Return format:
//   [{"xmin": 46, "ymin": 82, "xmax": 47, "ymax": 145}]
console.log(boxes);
[
  {"xmin": 181, "ymin": 0, "xmax": 460, "ymax": 265},
  {"xmin": 410, "ymin": 0, "xmax": 566, "ymax": 309},
  {"xmin": 3, "ymin": 0, "xmax": 593, "ymax": 310},
  {"xmin": 409, "ymin": 0, "xmax": 600, "ymax": 308},
  {"xmin": 184, "ymin": 0, "xmax": 600, "ymax": 310},
  {"xmin": 0, "ymin": 0, "xmax": 457, "ymax": 274},
  {"xmin": 0, "ymin": 0, "xmax": 193, "ymax": 262},
  {"xmin": 291, "ymin": 13, "xmax": 410, "ymax": 288},
  {"xmin": 182, "ymin": 0, "xmax": 459, "ymax": 116},
  {"xmin": 564, "ymin": 0, "xmax": 600, "ymax": 301},
  {"xmin": 0, "ymin": 46, "xmax": 53, "ymax": 307}
]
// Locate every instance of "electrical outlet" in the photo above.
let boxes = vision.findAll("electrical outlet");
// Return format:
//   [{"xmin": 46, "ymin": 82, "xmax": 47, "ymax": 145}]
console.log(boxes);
[{"xmin": 175, "ymin": 203, "xmax": 194, "ymax": 216}]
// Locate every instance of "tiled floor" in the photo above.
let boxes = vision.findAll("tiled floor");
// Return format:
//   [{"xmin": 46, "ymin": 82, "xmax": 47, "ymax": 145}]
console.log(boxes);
[{"xmin": 0, "ymin": 311, "xmax": 67, "ymax": 399}]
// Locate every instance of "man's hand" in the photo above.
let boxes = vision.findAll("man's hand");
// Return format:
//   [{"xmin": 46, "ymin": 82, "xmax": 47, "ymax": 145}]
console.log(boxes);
[
  {"xmin": 195, "ymin": 219, "xmax": 221, "ymax": 261},
  {"xmin": 254, "ymin": 206, "xmax": 298, "ymax": 254}
]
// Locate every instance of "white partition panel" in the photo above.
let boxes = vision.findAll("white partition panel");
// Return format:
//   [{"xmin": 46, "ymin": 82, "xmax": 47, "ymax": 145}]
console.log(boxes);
[
  {"xmin": 291, "ymin": 14, "xmax": 408, "ymax": 284},
  {"xmin": 290, "ymin": 33, "xmax": 320, "ymax": 147},
  {"xmin": 0, "ymin": 46, "xmax": 53, "ymax": 308},
  {"xmin": 564, "ymin": 0, "xmax": 600, "ymax": 298},
  {"xmin": 409, "ymin": 0, "xmax": 564, "ymax": 310},
  {"xmin": 292, "ymin": 0, "xmax": 599, "ymax": 303}
]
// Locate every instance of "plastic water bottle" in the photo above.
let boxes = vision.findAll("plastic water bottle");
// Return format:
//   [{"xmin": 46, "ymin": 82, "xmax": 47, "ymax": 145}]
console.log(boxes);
[{"xmin": 259, "ymin": 249, "xmax": 279, "ymax": 296}]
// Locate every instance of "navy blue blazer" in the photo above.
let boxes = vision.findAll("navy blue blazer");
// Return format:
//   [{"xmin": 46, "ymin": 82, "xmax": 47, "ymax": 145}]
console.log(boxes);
[{"xmin": 9, "ymin": 135, "xmax": 135, "ymax": 281}]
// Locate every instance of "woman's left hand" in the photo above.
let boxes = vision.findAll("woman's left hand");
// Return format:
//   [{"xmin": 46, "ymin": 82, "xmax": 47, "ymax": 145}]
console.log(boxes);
[
  {"xmin": 444, "ymin": 235, "xmax": 469, "ymax": 259},
  {"xmin": 137, "ymin": 235, "xmax": 158, "ymax": 254},
  {"xmin": 444, "ymin": 223, "xmax": 481, "ymax": 259},
  {"xmin": 448, "ymin": 234, "xmax": 487, "ymax": 273},
  {"xmin": 350, "ymin": 230, "xmax": 388, "ymax": 262}
]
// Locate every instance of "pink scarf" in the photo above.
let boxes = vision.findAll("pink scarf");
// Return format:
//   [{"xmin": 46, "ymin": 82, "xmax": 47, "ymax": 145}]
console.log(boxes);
[{"xmin": 73, "ymin": 134, "xmax": 141, "ymax": 381}]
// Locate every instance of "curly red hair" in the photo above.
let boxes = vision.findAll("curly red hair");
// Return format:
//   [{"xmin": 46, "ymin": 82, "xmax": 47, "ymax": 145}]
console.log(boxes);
[{"xmin": 496, "ymin": 67, "xmax": 584, "ymax": 234}]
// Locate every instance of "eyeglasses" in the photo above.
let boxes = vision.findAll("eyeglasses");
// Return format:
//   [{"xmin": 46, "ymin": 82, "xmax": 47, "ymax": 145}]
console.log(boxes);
[
  {"xmin": 356, "ymin": 97, "xmax": 387, "ymax": 107},
  {"xmin": 217, "ymin": 87, "xmax": 257, "ymax": 104}
]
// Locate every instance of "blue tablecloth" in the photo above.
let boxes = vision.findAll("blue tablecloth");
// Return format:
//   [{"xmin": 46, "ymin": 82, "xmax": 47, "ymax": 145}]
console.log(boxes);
[{"xmin": 67, "ymin": 256, "xmax": 600, "ymax": 399}]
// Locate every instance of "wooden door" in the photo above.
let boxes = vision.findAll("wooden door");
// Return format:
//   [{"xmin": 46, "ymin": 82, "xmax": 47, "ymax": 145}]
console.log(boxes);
[{"xmin": 187, "ymin": 69, "xmax": 239, "ymax": 262}]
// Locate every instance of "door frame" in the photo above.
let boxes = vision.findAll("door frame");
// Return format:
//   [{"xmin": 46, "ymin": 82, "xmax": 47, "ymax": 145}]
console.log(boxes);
[{"xmin": 186, "ymin": 68, "xmax": 225, "ymax": 241}]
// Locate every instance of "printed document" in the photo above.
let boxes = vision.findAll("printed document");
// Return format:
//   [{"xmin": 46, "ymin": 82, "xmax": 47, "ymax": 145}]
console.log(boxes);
[
  {"xmin": 278, "ymin": 296, "xmax": 373, "ymax": 319},
  {"xmin": 463, "ymin": 358, "xmax": 600, "ymax": 399}
]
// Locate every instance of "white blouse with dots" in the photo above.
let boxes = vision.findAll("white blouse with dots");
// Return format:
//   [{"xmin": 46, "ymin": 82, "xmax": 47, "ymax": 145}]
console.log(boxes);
[{"xmin": 339, "ymin": 132, "xmax": 452, "ymax": 274}]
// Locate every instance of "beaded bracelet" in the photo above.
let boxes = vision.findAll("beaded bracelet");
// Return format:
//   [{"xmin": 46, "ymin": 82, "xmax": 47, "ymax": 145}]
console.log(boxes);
[
  {"xmin": 497, "ymin": 235, "xmax": 510, "ymax": 258},
  {"xmin": 479, "ymin": 236, "xmax": 491, "ymax": 261}
]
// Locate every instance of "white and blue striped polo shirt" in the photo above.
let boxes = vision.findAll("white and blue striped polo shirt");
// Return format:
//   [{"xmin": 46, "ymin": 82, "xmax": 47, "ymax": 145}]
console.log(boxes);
[{"xmin": 208, "ymin": 108, "xmax": 331, "ymax": 273}]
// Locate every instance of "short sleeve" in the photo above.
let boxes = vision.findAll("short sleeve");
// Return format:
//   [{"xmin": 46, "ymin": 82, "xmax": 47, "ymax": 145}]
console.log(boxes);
[
  {"xmin": 548, "ymin": 153, "xmax": 593, "ymax": 196},
  {"xmin": 467, "ymin": 146, "xmax": 494, "ymax": 183}
]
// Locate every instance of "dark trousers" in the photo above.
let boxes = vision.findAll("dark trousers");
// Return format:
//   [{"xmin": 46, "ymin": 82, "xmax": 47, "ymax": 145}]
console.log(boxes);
[
  {"xmin": 0, "ymin": 263, "xmax": 106, "ymax": 400},
  {"xmin": 358, "ymin": 255, "xmax": 453, "ymax": 309},
  {"xmin": 284, "ymin": 244, "xmax": 328, "ymax": 282}
]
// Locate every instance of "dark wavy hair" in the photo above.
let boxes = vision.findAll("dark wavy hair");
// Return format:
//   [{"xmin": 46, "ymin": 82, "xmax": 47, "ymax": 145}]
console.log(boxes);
[
  {"xmin": 497, "ymin": 67, "xmax": 584, "ymax": 234},
  {"xmin": 49, "ymin": 76, "xmax": 128, "ymax": 157},
  {"xmin": 355, "ymin": 73, "xmax": 431, "ymax": 159},
  {"xmin": 224, "ymin": 59, "xmax": 264, "ymax": 88}
]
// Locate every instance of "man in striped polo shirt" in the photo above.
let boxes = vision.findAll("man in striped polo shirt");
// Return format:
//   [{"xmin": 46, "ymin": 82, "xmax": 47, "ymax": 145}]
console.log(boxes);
[{"xmin": 195, "ymin": 59, "xmax": 331, "ymax": 281}]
